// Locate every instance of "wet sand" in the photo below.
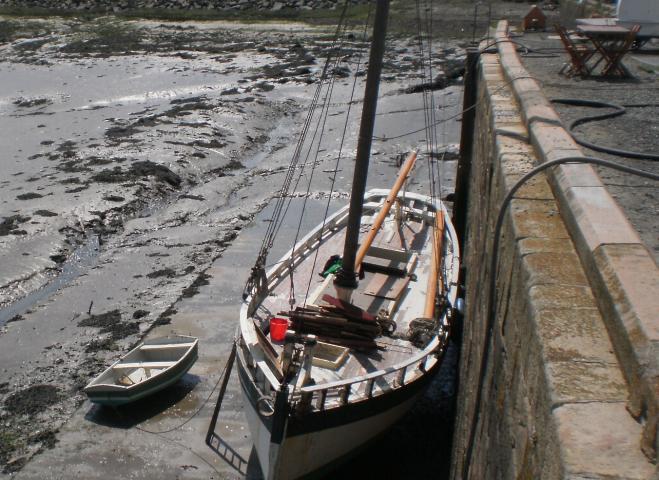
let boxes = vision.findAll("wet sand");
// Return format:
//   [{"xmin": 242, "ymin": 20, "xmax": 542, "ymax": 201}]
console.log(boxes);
[{"xmin": 0, "ymin": 14, "xmax": 464, "ymax": 478}]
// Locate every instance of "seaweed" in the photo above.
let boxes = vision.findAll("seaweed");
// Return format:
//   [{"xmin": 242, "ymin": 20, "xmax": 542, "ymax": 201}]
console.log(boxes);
[
  {"xmin": 91, "ymin": 161, "xmax": 181, "ymax": 187},
  {"xmin": 78, "ymin": 310, "xmax": 139, "ymax": 340},
  {"xmin": 4, "ymin": 385, "xmax": 61, "ymax": 416}
]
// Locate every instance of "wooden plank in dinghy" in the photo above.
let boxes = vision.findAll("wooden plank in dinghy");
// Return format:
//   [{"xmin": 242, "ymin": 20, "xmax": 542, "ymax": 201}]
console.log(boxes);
[{"xmin": 113, "ymin": 361, "xmax": 176, "ymax": 369}]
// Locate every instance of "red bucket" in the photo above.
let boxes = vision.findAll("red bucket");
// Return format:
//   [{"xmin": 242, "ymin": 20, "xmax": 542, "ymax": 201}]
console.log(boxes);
[{"xmin": 269, "ymin": 317, "xmax": 289, "ymax": 342}]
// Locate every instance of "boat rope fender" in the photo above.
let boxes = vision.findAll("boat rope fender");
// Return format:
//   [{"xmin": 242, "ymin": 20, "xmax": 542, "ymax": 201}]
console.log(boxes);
[{"xmin": 454, "ymin": 297, "xmax": 465, "ymax": 316}]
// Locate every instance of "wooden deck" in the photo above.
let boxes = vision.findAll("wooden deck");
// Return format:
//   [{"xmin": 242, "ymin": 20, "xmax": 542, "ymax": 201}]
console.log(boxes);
[{"xmin": 254, "ymin": 208, "xmax": 435, "ymax": 388}]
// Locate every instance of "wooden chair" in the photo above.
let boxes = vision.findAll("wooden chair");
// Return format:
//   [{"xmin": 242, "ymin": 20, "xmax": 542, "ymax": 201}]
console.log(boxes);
[
  {"xmin": 555, "ymin": 25, "xmax": 596, "ymax": 77},
  {"xmin": 601, "ymin": 24, "xmax": 641, "ymax": 76}
]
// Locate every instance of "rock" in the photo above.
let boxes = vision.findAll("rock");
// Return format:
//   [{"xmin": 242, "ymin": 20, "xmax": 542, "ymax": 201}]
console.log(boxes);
[
  {"xmin": 442, "ymin": 55, "xmax": 465, "ymax": 79},
  {"xmin": 333, "ymin": 66, "xmax": 350, "ymax": 78},
  {"xmin": 255, "ymin": 81, "xmax": 275, "ymax": 92}
]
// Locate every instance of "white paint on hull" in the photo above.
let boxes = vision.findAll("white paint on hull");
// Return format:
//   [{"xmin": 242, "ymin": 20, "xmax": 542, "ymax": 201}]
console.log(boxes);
[
  {"xmin": 276, "ymin": 393, "xmax": 422, "ymax": 479},
  {"xmin": 240, "ymin": 375, "xmax": 424, "ymax": 480},
  {"xmin": 238, "ymin": 190, "xmax": 460, "ymax": 479},
  {"xmin": 241, "ymin": 382, "xmax": 275, "ymax": 477}
]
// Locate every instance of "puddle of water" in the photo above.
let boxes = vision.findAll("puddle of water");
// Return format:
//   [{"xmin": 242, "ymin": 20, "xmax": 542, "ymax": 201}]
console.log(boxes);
[
  {"xmin": 0, "ymin": 188, "xmax": 181, "ymax": 328},
  {"xmin": 0, "ymin": 234, "xmax": 100, "ymax": 326}
]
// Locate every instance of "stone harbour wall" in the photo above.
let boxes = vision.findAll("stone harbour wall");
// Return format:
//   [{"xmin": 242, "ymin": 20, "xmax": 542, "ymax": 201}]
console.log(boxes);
[
  {"xmin": 0, "ymin": 0, "xmax": 365, "ymax": 11},
  {"xmin": 449, "ymin": 22, "xmax": 655, "ymax": 480}
]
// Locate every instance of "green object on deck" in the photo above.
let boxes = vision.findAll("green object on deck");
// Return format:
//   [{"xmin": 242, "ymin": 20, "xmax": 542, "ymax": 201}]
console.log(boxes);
[{"xmin": 321, "ymin": 258, "xmax": 342, "ymax": 278}]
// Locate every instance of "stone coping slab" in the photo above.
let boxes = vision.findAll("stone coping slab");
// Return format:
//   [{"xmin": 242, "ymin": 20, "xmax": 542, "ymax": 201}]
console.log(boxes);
[{"xmin": 494, "ymin": 19, "xmax": 659, "ymax": 462}]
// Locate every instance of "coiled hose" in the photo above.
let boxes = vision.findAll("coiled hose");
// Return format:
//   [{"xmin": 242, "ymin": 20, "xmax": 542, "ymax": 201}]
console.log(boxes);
[{"xmin": 551, "ymin": 98, "xmax": 659, "ymax": 161}]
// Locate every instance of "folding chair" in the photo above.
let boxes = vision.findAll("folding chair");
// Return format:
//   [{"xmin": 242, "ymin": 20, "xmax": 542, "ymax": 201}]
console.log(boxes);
[
  {"xmin": 555, "ymin": 25, "xmax": 596, "ymax": 77},
  {"xmin": 601, "ymin": 24, "xmax": 640, "ymax": 76}
]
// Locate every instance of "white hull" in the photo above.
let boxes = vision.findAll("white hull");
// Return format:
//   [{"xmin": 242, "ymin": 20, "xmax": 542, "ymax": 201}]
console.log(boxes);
[
  {"xmin": 238, "ymin": 190, "xmax": 460, "ymax": 479},
  {"xmin": 275, "ymin": 397, "xmax": 418, "ymax": 478},
  {"xmin": 239, "ymin": 350, "xmax": 434, "ymax": 479}
]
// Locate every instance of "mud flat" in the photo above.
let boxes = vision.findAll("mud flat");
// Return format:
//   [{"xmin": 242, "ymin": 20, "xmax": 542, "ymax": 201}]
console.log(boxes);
[{"xmin": 0, "ymin": 8, "xmax": 493, "ymax": 477}]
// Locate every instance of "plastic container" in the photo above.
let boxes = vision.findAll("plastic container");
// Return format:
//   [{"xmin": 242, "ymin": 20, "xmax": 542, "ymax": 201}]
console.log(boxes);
[{"xmin": 269, "ymin": 317, "xmax": 289, "ymax": 342}]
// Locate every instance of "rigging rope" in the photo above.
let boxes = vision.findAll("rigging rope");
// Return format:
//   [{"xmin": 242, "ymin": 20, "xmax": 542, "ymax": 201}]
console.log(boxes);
[
  {"xmin": 122, "ymin": 340, "xmax": 236, "ymax": 436},
  {"xmin": 302, "ymin": 2, "xmax": 375, "ymax": 305},
  {"xmin": 243, "ymin": 0, "xmax": 352, "ymax": 298},
  {"xmin": 285, "ymin": 19, "xmax": 351, "ymax": 307},
  {"xmin": 415, "ymin": 0, "xmax": 449, "ymax": 292},
  {"xmin": 372, "ymin": 38, "xmax": 550, "ymax": 143},
  {"xmin": 372, "ymin": 72, "xmax": 540, "ymax": 141},
  {"xmin": 415, "ymin": 0, "xmax": 436, "ymax": 203}
]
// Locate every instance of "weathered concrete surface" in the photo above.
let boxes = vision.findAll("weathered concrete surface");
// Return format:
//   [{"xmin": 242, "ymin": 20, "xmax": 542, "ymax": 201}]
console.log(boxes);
[
  {"xmin": 555, "ymin": 402, "xmax": 655, "ymax": 479},
  {"xmin": 494, "ymin": 20, "xmax": 659, "ymax": 464},
  {"xmin": 449, "ymin": 25, "xmax": 655, "ymax": 479}
]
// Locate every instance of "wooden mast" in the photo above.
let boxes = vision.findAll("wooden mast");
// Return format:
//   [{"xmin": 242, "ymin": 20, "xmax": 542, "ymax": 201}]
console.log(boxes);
[{"xmin": 334, "ymin": 0, "xmax": 390, "ymax": 297}]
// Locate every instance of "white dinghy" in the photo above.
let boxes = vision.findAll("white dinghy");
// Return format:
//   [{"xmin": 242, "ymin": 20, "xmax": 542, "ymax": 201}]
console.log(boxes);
[{"xmin": 84, "ymin": 335, "xmax": 198, "ymax": 406}]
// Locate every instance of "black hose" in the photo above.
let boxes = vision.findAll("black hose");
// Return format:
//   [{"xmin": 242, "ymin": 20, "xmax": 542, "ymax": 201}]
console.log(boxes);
[
  {"xmin": 477, "ymin": 36, "xmax": 560, "ymax": 57},
  {"xmin": 462, "ymin": 156, "xmax": 659, "ymax": 479},
  {"xmin": 551, "ymin": 98, "xmax": 659, "ymax": 161}
]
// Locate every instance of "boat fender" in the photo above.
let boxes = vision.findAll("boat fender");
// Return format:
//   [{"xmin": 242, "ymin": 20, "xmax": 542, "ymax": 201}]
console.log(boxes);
[
  {"xmin": 454, "ymin": 297, "xmax": 465, "ymax": 316},
  {"xmin": 256, "ymin": 395, "xmax": 275, "ymax": 417},
  {"xmin": 449, "ymin": 298, "xmax": 465, "ymax": 343}
]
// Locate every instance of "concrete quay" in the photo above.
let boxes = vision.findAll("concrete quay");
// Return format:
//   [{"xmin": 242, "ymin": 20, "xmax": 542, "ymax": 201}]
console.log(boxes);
[
  {"xmin": 450, "ymin": 20, "xmax": 657, "ymax": 480},
  {"xmin": 502, "ymin": 21, "xmax": 659, "ymax": 465}
]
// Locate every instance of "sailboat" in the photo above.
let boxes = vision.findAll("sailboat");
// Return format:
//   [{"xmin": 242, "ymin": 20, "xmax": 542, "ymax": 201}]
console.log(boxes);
[{"xmin": 236, "ymin": 1, "xmax": 460, "ymax": 478}]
